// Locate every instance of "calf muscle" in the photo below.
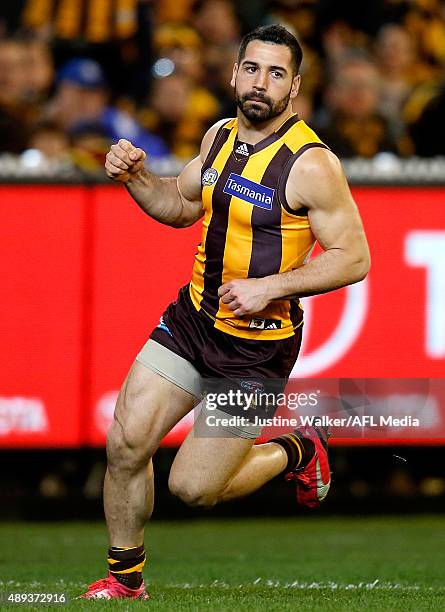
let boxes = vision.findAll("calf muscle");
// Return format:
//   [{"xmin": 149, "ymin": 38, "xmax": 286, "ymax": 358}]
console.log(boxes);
[{"xmin": 104, "ymin": 362, "xmax": 196, "ymax": 546}]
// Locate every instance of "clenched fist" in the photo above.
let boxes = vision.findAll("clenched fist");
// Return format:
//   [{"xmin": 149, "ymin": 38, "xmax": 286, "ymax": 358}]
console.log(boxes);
[
  {"xmin": 105, "ymin": 138, "xmax": 147, "ymax": 183},
  {"xmin": 218, "ymin": 278, "xmax": 272, "ymax": 316}
]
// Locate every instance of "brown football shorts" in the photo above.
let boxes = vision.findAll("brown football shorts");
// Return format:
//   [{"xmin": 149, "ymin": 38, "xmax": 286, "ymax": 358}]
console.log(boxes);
[{"xmin": 136, "ymin": 285, "xmax": 303, "ymax": 438}]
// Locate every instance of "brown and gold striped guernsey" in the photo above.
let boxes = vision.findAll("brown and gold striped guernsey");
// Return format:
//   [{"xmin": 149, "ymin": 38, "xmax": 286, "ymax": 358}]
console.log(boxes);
[{"xmin": 189, "ymin": 114, "xmax": 328, "ymax": 340}]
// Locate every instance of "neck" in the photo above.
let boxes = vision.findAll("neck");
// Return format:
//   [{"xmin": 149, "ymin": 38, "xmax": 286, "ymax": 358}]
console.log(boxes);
[{"xmin": 236, "ymin": 106, "xmax": 295, "ymax": 145}]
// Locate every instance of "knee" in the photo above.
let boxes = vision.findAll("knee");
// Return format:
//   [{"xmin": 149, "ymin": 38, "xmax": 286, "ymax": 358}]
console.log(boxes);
[
  {"xmin": 168, "ymin": 472, "xmax": 218, "ymax": 508},
  {"xmin": 106, "ymin": 384, "xmax": 158, "ymax": 472}
]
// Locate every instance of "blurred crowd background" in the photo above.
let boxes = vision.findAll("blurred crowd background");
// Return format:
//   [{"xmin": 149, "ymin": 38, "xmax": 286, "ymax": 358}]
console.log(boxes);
[{"xmin": 1, "ymin": 0, "xmax": 445, "ymax": 174}]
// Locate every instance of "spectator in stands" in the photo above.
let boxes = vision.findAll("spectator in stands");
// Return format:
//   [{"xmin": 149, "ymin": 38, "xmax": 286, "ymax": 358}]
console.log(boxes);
[
  {"xmin": 1, "ymin": 0, "xmax": 442, "ymax": 161},
  {"xmin": 0, "ymin": 38, "xmax": 29, "ymax": 107},
  {"xmin": 292, "ymin": 92, "xmax": 314, "ymax": 123},
  {"xmin": 70, "ymin": 124, "xmax": 113, "ymax": 172},
  {"xmin": 46, "ymin": 58, "xmax": 170, "ymax": 163},
  {"xmin": 321, "ymin": 20, "xmax": 371, "ymax": 73},
  {"xmin": 24, "ymin": 39, "xmax": 54, "ymax": 105},
  {"xmin": 266, "ymin": 0, "xmax": 318, "ymax": 47},
  {"xmin": 410, "ymin": 81, "xmax": 445, "ymax": 157},
  {"xmin": 376, "ymin": 24, "xmax": 435, "ymax": 127},
  {"xmin": 191, "ymin": 0, "xmax": 241, "ymax": 93},
  {"xmin": 28, "ymin": 120, "xmax": 71, "ymax": 163},
  {"xmin": 155, "ymin": 0, "xmax": 196, "ymax": 25},
  {"xmin": 142, "ymin": 71, "xmax": 219, "ymax": 161},
  {"xmin": 0, "ymin": 38, "xmax": 33, "ymax": 152},
  {"xmin": 403, "ymin": 0, "xmax": 445, "ymax": 68},
  {"xmin": 152, "ymin": 23, "xmax": 205, "ymax": 84},
  {"xmin": 21, "ymin": 0, "xmax": 154, "ymax": 104},
  {"xmin": 204, "ymin": 42, "xmax": 239, "ymax": 119},
  {"xmin": 264, "ymin": 2, "xmax": 321, "ymax": 119},
  {"xmin": 191, "ymin": 0, "xmax": 240, "ymax": 46},
  {"xmin": 314, "ymin": 56, "xmax": 398, "ymax": 158},
  {"xmin": 22, "ymin": 0, "xmax": 139, "ymax": 44}
]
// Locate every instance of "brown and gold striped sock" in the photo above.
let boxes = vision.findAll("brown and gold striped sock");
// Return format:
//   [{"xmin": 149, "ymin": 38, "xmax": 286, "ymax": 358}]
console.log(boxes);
[
  {"xmin": 108, "ymin": 545, "xmax": 146, "ymax": 589},
  {"xmin": 270, "ymin": 433, "xmax": 315, "ymax": 472}
]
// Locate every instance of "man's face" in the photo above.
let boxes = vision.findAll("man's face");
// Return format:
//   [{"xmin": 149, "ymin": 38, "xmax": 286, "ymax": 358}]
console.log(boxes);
[
  {"xmin": 332, "ymin": 62, "xmax": 380, "ymax": 119},
  {"xmin": 231, "ymin": 40, "xmax": 300, "ymax": 124},
  {"xmin": 0, "ymin": 42, "xmax": 28, "ymax": 104}
]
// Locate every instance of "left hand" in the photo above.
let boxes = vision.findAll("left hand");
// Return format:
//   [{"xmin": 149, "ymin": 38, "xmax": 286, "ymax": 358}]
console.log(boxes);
[{"xmin": 218, "ymin": 278, "xmax": 272, "ymax": 316}]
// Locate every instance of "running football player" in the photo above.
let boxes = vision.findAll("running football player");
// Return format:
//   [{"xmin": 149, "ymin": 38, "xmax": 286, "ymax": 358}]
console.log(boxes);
[{"xmin": 81, "ymin": 25, "xmax": 370, "ymax": 599}]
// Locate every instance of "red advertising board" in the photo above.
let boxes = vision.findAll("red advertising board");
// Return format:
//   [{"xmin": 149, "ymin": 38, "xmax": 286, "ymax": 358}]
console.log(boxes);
[
  {"xmin": 296, "ymin": 188, "xmax": 445, "ymax": 379},
  {"xmin": 85, "ymin": 186, "xmax": 202, "ymax": 445},
  {"xmin": 0, "ymin": 186, "xmax": 86, "ymax": 447},
  {"xmin": 1, "ymin": 185, "xmax": 444, "ymax": 447}
]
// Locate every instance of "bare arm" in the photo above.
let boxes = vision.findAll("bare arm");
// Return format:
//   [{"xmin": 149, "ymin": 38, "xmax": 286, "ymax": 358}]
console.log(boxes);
[
  {"xmin": 104, "ymin": 120, "xmax": 228, "ymax": 228},
  {"xmin": 218, "ymin": 148, "xmax": 370, "ymax": 316},
  {"xmin": 267, "ymin": 148, "xmax": 370, "ymax": 299},
  {"xmin": 126, "ymin": 154, "xmax": 203, "ymax": 228}
]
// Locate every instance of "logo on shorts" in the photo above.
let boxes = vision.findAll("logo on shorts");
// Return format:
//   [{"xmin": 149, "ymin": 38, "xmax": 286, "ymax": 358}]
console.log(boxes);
[
  {"xmin": 249, "ymin": 317, "xmax": 281, "ymax": 330},
  {"xmin": 240, "ymin": 380, "xmax": 265, "ymax": 393},
  {"xmin": 202, "ymin": 167, "xmax": 219, "ymax": 186},
  {"xmin": 157, "ymin": 316, "xmax": 173, "ymax": 337},
  {"xmin": 223, "ymin": 173, "xmax": 274, "ymax": 210}
]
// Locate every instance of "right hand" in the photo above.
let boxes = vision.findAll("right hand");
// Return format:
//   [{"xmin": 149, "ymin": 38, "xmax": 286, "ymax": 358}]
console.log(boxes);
[{"xmin": 105, "ymin": 139, "xmax": 147, "ymax": 183}]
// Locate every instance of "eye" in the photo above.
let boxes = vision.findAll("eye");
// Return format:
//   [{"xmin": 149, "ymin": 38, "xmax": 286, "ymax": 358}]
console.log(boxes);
[
  {"xmin": 271, "ymin": 70, "xmax": 283, "ymax": 78},
  {"xmin": 245, "ymin": 65, "xmax": 257, "ymax": 73}
]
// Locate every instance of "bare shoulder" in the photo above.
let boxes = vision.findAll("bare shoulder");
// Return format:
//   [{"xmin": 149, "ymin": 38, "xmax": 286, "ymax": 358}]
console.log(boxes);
[
  {"xmin": 200, "ymin": 117, "xmax": 234, "ymax": 161},
  {"xmin": 285, "ymin": 147, "xmax": 351, "ymax": 211},
  {"xmin": 293, "ymin": 147, "xmax": 343, "ymax": 181}
]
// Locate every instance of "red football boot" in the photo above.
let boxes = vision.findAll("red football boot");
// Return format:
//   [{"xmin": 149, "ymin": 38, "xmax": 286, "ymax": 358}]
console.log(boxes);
[
  {"xmin": 80, "ymin": 573, "xmax": 150, "ymax": 600},
  {"xmin": 284, "ymin": 426, "xmax": 331, "ymax": 509}
]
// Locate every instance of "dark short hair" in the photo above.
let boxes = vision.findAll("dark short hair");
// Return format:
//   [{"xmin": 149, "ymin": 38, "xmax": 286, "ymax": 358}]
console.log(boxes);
[{"xmin": 238, "ymin": 25, "xmax": 303, "ymax": 75}]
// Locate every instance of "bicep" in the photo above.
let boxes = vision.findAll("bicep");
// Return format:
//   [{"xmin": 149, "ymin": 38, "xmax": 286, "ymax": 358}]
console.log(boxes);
[
  {"xmin": 177, "ymin": 155, "xmax": 202, "ymax": 203},
  {"xmin": 176, "ymin": 117, "xmax": 230, "ymax": 206},
  {"xmin": 176, "ymin": 156, "xmax": 204, "ymax": 226},
  {"xmin": 288, "ymin": 149, "xmax": 368, "ymax": 253},
  {"xmin": 307, "ymin": 189, "xmax": 366, "ymax": 253},
  {"xmin": 173, "ymin": 118, "xmax": 232, "ymax": 227}
]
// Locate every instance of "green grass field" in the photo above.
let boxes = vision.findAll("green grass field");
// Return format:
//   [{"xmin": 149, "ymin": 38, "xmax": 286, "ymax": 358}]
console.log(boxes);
[{"xmin": 0, "ymin": 516, "xmax": 444, "ymax": 611}]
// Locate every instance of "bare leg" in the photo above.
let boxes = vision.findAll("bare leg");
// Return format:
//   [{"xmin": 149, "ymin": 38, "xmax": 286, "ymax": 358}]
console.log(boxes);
[
  {"xmin": 218, "ymin": 442, "xmax": 287, "ymax": 502},
  {"xmin": 104, "ymin": 361, "xmax": 196, "ymax": 546},
  {"xmin": 168, "ymin": 409, "xmax": 287, "ymax": 507}
]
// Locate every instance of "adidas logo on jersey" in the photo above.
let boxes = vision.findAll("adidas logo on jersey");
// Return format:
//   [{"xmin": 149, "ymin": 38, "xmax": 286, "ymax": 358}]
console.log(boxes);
[
  {"xmin": 248, "ymin": 318, "xmax": 281, "ymax": 330},
  {"xmin": 235, "ymin": 143, "xmax": 250, "ymax": 156},
  {"xmin": 264, "ymin": 321, "xmax": 278, "ymax": 330}
]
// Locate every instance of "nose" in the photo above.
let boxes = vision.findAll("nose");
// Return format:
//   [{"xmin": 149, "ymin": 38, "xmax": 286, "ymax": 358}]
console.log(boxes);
[{"xmin": 252, "ymin": 70, "xmax": 267, "ymax": 91}]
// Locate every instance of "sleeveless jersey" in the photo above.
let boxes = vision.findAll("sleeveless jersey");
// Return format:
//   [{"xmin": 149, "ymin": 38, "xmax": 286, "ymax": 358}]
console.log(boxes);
[{"xmin": 189, "ymin": 113, "xmax": 327, "ymax": 340}]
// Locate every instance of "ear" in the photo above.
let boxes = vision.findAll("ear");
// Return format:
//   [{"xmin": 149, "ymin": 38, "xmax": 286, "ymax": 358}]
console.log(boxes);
[
  {"xmin": 290, "ymin": 74, "xmax": 301, "ymax": 100},
  {"xmin": 230, "ymin": 63, "xmax": 238, "ymax": 88}
]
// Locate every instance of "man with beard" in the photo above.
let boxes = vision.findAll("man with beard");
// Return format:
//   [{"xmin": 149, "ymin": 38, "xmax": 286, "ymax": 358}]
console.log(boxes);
[{"xmin": 82, "ymin": 25, "xmax": 370, "ymax": 600}]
